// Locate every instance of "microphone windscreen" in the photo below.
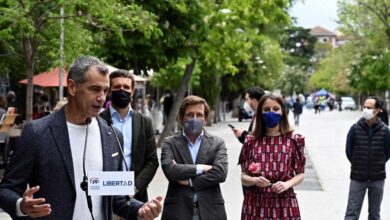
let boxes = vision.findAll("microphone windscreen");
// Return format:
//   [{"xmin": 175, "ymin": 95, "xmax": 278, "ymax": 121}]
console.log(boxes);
[{"xmin": 85, "ymin": 117, "xmax": 92, "ymax": 125}]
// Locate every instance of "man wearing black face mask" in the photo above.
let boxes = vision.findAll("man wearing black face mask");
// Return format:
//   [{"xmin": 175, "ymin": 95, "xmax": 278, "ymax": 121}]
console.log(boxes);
[
  {"xmin": 100, "ymin": 69, "xmax": 159, "ymax": 203},
  {"xmin": 160, "ymin": 95, "xmax": 228, "ymax": 220}
]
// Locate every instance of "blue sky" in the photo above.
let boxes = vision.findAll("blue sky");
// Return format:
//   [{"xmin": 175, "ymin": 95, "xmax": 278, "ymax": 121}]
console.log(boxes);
[{"xmin": 290, "ymin": 0, "xmax": 339, "ymax": 31}]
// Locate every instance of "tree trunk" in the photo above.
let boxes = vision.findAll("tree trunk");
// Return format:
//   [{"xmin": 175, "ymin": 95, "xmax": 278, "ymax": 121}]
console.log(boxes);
[
  {"xmin": 23, "ymin": 37, "xmax": 35, "ymax": 122},
  {"xmin": 157, "ymin": 59, "xmax": 196, "ymax": 147}
]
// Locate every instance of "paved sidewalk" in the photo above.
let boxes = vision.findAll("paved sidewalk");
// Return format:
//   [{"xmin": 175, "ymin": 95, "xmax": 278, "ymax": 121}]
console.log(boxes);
[
  {"xmin": 1, "ymin": 109, "xmax": 389, "ymax": 219},
  {"xmin": 148, "ymin": 110, "xmax": 390, "ymax": 220}
]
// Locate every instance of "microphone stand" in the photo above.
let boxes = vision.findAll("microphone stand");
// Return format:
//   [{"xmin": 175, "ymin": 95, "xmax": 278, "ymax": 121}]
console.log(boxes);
[
  {"xmin": 80, "ymin": 118, "xmax": 94, "ymax": 220},
  {"xmin": 107, "ymin": 117, "xmax": 132, "ymax": 218}
]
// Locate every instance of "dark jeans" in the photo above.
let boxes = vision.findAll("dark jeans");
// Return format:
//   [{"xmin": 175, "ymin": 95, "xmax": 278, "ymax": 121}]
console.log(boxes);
[{"xmin": 345, "ymin": 179, "xmax": 384, "ymax": 220}]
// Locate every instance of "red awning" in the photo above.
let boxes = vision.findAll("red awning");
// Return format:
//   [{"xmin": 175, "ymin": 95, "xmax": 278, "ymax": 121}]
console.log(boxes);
[
  {"xmin": 19, "ymin": 64, "xmax": 149, "ymax": 87},
  {"xmin": 19, "ymin": 67, "xmax": 68, "ymax": 87}
]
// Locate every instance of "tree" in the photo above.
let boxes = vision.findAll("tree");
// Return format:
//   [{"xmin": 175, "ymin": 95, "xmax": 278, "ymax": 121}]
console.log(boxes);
[
  {"xmin": 336, "ymin": 0, "xmax": 390, "ymax": 94},
  {"xmin": 277, "ymin": 65, "xmax": 307, "ymax": 95},
  {"xmin": 281, "ymin": 26, "xmax": 317, "ymax": 68},
  {"xmin": 90, "ymin": 1, "xmax": 216, "ymax": 146},
  {"xmin": 308, "ymin": 44, "xmax": 355, "ymax": 94},
  {"xmin": 275, "ymin": 26, "xmax": 317, "ymax": 95},
  {"xmin": 0, "ymin": 0, "xmax": 158, "ymax": 121},
  {"xmin": 154, "ymin": 0, "xmax": 291, "ymax": 143},
  {"xmin": 90, "ymin": 0, "xmax": 294, "ymax": 145},
  {"xmin": 349, "ymin": 52, "xmax": 390, "ymax": 93}
]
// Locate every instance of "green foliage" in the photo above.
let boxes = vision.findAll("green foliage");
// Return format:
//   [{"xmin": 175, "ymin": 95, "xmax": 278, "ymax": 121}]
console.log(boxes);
[
  {"xmin": 308, "ymin": 45, "xmax": 355, "ymax": 94},
  {"xmin": 335, "ymin": 0, "xmax": 390, "ymax": 93},
  {"xmin": 98, "ymin": 0, "xmax": 292, "ymax": 107},
  {"xmin": 0, "ymin": 0, "xmax": 160, "ymax": 121},
  {"xmin": 200, "ymin": 0, "xmax": 290, "ymax": 102},
  {"xmin": 338, "ymin": 0, "xmax": 390, "ymax": 47},
  {"xmin": 1, "ymin": 0, "xmax": 298, "ymax": 120},
  {"xmin": 281, "ymin": 26, "xmax": 317, "ymax": 67},
  {"xmin": 349, "ymin": 52, "xmax": 390, "ymax": 93},
  {"xmin": 96, "ymin": 0, "xmax": 208, "ymax": 72},
  {"xmin": 277, "ymin": 65, "xmax": 307, "ymax": 95},
  {"xmin": 0, "ymin": 0, "xmax": 159, "ymax": 76},
  {"xmin": 150, "ymin": 57, "xmax": 201, "ymax": 90},
  {"xmin": 313, "ymin": 42, "xmax": 333, "ymax": 61},
  {"xmin": 274, "ymin": 26, "xmax": 317, "ymax": 96}
]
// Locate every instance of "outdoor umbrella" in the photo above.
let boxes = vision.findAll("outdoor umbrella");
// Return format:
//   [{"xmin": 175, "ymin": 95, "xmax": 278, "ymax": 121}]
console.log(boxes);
[
  {"xmin": 19, "ymin": 65, "xmax": 149, "ymax": 87},
  {"xmin": 314, "ymin": 88, "xmax": 328, "ymax": 97},
  {"xmin": 19, "ymin": 67, "xmax": 68, "ymax": 87}
]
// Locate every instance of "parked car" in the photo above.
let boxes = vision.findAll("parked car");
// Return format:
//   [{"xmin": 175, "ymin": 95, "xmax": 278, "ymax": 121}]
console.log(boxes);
[{"xmin": 341, "ymin": 96, "xmax": 357, "ymax": 110}]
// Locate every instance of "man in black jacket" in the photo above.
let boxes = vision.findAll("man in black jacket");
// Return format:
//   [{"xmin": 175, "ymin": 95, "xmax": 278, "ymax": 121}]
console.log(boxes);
[
  {"xmin": 292, "ymin": 97, "xmax": 303, "ymax": 126},
  {"xmin": 345, "ymin": 96, "xmax": 390, "ymax": 220},
  {"xmin": 0, "ymin": 56, "xmax": 162, "ymax": 219},
  {"xmin": 100, "ymin": 69, "xmax": 159, "ymax": 203}
]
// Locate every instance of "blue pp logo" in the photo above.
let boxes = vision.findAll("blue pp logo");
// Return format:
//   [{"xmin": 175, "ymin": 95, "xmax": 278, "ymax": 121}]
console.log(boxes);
[{"xmin": 90, "ymin": 178, "xmax": 99, "ymax": 184}]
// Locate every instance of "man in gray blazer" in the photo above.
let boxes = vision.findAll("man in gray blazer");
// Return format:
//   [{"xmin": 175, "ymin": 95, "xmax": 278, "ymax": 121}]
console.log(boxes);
[
  {"xmin": 161, "ymin": 95, "xmax": 228, "ymax": 220},
  {"xmin": 0, "ymin": 56, "xmax": 162, "ymax": 219},
  {"xmin": 100, "ymin": 69, "xmax": 158, "ymax": 203}
]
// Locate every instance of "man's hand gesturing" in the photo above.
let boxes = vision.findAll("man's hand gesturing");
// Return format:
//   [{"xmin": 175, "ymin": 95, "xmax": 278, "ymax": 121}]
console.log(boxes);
[
  {"xmin": 20, "ymin": 186, "xmax": 51, "ymax": 218},
  {"xmin": 137, "ymin": 196, "xmax": 163, "ymax": 220}
]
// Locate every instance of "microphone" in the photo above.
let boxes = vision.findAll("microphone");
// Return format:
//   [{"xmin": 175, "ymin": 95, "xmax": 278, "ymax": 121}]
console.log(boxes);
[{"xmin": 80, "ymin": 117, "xmax": 95, "ymax": 220}]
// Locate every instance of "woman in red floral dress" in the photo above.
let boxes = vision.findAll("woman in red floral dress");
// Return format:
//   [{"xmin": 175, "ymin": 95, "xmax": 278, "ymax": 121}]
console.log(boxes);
[{"xmin": 239, "ymin": 93, "xmax": 306, "ymax": 220}]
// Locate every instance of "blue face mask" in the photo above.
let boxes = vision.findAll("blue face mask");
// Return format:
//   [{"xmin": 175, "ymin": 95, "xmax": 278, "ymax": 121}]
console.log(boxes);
[
  {"xmin": 183, "ymin": 118, "xmax": 204, "ymax": 135},
  {"xmin": 262, "ymin": 111, "xmax": 282, "ymax": 128}
]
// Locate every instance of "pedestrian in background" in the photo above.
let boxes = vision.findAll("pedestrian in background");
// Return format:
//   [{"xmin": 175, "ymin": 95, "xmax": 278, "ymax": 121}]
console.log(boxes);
[
  {"xmin": 292, "ymin": 97, "xmax": 303, "ymax": 126},
  {"xmin": 231, "ymin": 86, "xmax": 265, "ymax": 144},
  {"xmin": 337, "ymin": 96, "xmax": 343, "ymax": 111},
  {"xmin": 162, "ymin": 90, "xmax": 173, "ymax": 124},
  {"xmin": 283, "ymin": 95, "xmax": 292, "ymax": 116},
  {"xmin": 6, "ymin": 91, "xmax": 16, "ymax": 109},
  {"xmin": 160, "ymin": 95, "xmax": 228, "ymax": 220},
  {"xmin": 314, "ymin": 96, "xmax": 321, "ymax": 114},
  {"xmin": 345, "ymin": 96, "xmax": 390, "ymax": 220},
  {"xmin": 239, "ymin": 93, "xmax": 306, "ymax": 219}
]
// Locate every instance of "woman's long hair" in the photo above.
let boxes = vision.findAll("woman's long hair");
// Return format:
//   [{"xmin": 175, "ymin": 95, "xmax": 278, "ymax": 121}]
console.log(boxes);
[{"xmin": 252, "ymin": 93, "xmax": 293, "ymax": 139}]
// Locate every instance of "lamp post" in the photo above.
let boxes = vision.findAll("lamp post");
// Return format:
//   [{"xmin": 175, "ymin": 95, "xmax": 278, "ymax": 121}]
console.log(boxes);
[{"xmin": 59, "ymin": 6, "xmax": 65, "ymax": 101}]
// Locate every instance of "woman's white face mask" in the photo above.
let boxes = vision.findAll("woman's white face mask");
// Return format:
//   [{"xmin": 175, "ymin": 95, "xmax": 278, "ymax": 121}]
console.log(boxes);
[{"xmin": 362, "ymin": 108, "xmax": 376, "ymax": 120}]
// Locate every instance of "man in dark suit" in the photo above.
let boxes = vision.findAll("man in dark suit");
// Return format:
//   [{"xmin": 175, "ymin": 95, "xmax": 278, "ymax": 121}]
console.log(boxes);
[
  {"xmin": 0, "ymin": 56, "xmax": 162, "ymax": 219},
  {"xmin": 160, "ymin": 95, "xmax": 228, "ymax": 220},
  {"xmin": 100, "ymin": 69, "xmax": 158, "ymax": 203}
]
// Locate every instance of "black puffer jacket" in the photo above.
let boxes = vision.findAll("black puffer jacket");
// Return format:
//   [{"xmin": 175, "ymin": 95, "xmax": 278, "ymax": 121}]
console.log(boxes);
[{"xmin": 349, "ymin": 118, "xmax": 388, "ymax": 181}]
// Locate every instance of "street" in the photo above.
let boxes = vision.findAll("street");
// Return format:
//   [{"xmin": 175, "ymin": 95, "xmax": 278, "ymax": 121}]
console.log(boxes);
[
  {"xmin": 148, "ymin": 109, "xmax": 390, "ymax": 220},
  {"xmin": 1, "ymin": 109, "xmax": 390, "ymax": 219}
]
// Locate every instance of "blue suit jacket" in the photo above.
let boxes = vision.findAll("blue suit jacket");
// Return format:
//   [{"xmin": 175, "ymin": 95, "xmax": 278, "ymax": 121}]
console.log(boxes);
[{"xmin": 0, "ymin": 107, "xmax": 143, "ymax": 219}]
